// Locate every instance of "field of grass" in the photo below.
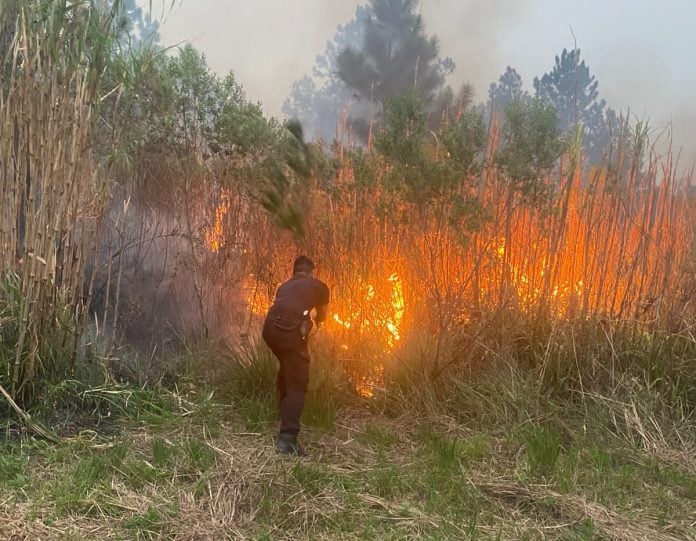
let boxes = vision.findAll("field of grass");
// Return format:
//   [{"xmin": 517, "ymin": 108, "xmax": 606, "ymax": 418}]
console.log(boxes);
[{"xmin": 1, "ymin": 350, "xmax": 693, "ymax": 541}]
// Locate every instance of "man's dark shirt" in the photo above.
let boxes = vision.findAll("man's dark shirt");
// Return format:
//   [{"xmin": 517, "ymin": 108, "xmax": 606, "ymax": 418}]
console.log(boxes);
[
  {"xmin": 263, "ymin": 273, "xmax": 329, "ymax": 437},
  {"xmin": 265, "ymin": 274, "xmax": 330, "ymax": 332}
]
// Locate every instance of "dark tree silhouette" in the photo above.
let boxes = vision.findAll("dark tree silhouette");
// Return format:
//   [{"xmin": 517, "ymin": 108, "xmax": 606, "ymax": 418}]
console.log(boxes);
[
  {"xmin": 489, "ymin": 66, "xmax": 529, "ymax": 113},
  {"xmin": 282, "ymin": 5, "xmax": 368, "ymax": 142},
  {"xmin": 336, "ymin": 0, "xmax": 453, "ymax": 139},
  {"xmin": 533, "ymin": 48, "xmax": 613, "ymax": 164},
  {"xmin": 284, "ymin": 0, "xmax": 454, "ymax": 143}
]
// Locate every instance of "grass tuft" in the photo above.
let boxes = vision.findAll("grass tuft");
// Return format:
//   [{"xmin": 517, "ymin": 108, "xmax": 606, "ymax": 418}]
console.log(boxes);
[{"xmin": 525, "ymin": 425, "xmax": 563, "ymax": 477}]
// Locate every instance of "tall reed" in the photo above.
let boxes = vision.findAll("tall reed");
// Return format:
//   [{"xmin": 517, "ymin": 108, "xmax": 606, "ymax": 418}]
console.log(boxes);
[
  {"xmin": 241, "ymin": 118, "xmax": 694, "ymax": 384},
  {"xmin": 0, "ymin": 1, "xmax": 122, "ymax": 403}
]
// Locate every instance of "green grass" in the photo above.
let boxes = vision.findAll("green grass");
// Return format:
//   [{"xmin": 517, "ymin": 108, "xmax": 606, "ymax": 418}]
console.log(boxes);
[
  {"xmin": 360, "ymin": 422, "xmax": 401, "ymax": 449},
  {"xmin": 151, "ymin": 436, "xmax": 176, "ymax": 466},
  {"xmin": 416, "ymin": 429, "xmax": 490, "ymax": 472},
  {"xmin": 524, "ymin": 425, "xmax": 563, "ymax": 477},
  {"xmin": 0, "ymin": 447, "xmax": 28, "ymax": 490},
  {"xmin": 125, "ymin": 504, "xmax": 178, "ymax": 539},
  {"xmin": 236, "ymin": 396, "xmax": 276, "ymax": 431},
  {"xmin": 183, "ymin": 436, "xmax": 217, "ymax": 472},
  {"xmin": 290, "ymin": 462, "xmax": 338, "ymax": 496},
  {"xmin": 0, "ymin": 353, "xmax": 694, "ymax": 540},
  {"xmin": 51, "ymin": 442, "xmax": 129, "ymax": 515},
  {"xmin": 559, "ymin": 519, "xmax": 597, "ymax": 541}
]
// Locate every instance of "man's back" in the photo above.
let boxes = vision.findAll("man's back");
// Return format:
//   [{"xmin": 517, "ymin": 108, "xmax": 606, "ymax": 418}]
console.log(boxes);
[{"xmin": 265, "ymin": 274, "xmax": 330, "ymax": 331}]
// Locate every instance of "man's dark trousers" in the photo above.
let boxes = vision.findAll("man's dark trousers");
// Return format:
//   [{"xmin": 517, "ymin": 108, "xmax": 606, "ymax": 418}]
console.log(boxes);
[{"xmin": 264, "ymin": 332, "xmax": 309, "ymax": 436}]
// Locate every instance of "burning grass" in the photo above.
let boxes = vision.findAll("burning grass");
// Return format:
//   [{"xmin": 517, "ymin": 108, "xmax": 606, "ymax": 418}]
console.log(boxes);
[
  {"xmin": 4, "ymin": 138, "xmax": 694, "ymax": 537},
  {"xmin": 222, "ymin": 138, "xmax": 695, "ymax": 397}
]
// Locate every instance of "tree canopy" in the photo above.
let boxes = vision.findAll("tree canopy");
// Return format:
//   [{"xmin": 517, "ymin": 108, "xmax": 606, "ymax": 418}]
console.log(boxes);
[
  {"xmin": 533, "ymin": 48, "xmax": 615, "ymax": 164},
  {"xmin": 285, "ymin": 0, "xmax": 455, "ymax": 143}
]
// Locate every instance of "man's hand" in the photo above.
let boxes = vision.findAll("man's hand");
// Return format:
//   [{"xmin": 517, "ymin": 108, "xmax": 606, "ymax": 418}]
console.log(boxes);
[{"xmin": 315, "ymin": 304, "xmax": 328, "ymax": 324}]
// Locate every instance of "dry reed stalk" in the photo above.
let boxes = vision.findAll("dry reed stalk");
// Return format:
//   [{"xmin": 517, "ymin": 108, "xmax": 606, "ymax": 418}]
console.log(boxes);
[
  {"xmin": 0, "ymin": 2, "xmax": 119, "ymax": 401},
  {"xmin": 242, "ymin": 129, "xmax": 694, "ymax": 377}
]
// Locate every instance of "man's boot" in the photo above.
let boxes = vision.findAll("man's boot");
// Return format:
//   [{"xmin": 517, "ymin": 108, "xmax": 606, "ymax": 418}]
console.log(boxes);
[{"xmin": 275, "ymin": 433, "xmax": 306, "ymax": 456}]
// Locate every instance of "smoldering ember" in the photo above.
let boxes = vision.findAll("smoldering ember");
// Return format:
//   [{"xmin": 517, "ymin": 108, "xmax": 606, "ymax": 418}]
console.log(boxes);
[{"xmin": 0, "ymin": 1, "xmax": 694, "ymax": 540}]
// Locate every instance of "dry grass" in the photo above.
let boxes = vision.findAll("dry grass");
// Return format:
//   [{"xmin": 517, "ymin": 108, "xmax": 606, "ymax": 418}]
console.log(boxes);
[
  {"xmin": 1, "ymin": 392, "xmax": 693, "ymax": 541},
  {"xmin": 476, "ymin": 480, "xmax": 689, "ymax": 541}
]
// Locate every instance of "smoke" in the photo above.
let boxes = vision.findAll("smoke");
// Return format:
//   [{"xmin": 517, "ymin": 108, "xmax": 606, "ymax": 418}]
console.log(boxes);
[
  {"xmin": 146, "ymin": 0, "xmax": 696, "ymax": 166},
  {"xmin": 590, "ymin": 36, "xmax": 696, "ymax": 167},
  {"xmin": 420, "ymin": 0, "xmax": 538, "ymax": 100},
  {"xmin": 89, "ymin": 189, "xmax": 254, "ymax": 357},
  {"xmin": 142, "ymin": 0, "xmax": 362, "ymax": 119},
  {"xmin": 424, "ymin": 0, "xmax": 696, "ymax": 165}
]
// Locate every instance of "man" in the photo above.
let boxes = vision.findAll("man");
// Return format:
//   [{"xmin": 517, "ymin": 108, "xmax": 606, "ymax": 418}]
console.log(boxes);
[{"xmin": 262, "ymin": 255, "xmax": 329, "ymax": 455}]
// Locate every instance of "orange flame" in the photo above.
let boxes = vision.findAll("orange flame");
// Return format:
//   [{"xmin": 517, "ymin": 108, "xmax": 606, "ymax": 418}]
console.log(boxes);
[
  {"xmin": 237, "ymin": 164, "xmax": 692, "ymax": 398},
  {"xmin": 204, "ymin": 191, "xmax": 230, "ymax": 253},
  {"xmin": 328, "ymin": 273, "xmax": 405, "ymax": 351},
  {"xmin": 355, "ymin": 364, "xmax": 384, "ymax": 398},
  {"xmin": 246, "ymin": 276, "xmax": 273, "ymax": 317}
]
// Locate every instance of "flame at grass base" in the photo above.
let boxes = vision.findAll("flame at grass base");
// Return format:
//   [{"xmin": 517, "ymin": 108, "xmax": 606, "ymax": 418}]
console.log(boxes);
[
  {"xmin": 328, "ymin": 272, "xmax": 406, "ymax": 352},
  {"xmin": 204, "ymin": 191, "xmax": 231, "ymax": 253},
  {"xmin": 237, "ymin": 166, "xmax": 691, "ymax": 399}
]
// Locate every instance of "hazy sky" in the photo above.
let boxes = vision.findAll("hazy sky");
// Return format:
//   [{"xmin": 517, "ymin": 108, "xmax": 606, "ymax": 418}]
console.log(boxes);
[{"xmin": 141, "ymin": 0, "xmax": 696, "ymax": 165}]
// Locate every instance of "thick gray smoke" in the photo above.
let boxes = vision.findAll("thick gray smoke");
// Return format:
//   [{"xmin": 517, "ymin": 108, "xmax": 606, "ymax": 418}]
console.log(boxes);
[
  {"xmin": 423, "ymin": 0, "xmax": 696, "ymax": 165},
  {"xmin": 146, "ymin": 0, "xmax": 695, "ymax": 164},
  {"xmin": 89, "ymin": 189, "xmax": 254, "ymax": 361},
  {"xmin": 420, "ymin": 0, "xmax": 537, "ymax": 98}
]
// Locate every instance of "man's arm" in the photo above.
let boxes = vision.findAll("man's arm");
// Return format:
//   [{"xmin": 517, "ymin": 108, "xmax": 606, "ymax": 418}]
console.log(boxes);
[{"xmin": 314, "ymin": 304, "xmax": 328, "ymax": 324}]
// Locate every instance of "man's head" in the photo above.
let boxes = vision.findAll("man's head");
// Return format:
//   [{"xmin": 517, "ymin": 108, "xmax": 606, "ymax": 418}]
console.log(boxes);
[{"xmin": 293, "ymin": 255, "xmax": 315, "ymax": 276}]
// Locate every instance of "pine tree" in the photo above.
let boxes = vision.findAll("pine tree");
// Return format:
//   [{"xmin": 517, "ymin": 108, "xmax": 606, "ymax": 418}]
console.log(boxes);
[
  {"xmin": 489, "ymin": 66, "xmax": 529, "ymax": 113},
  {"xmin": 336, "ymin": 0, "xmax": 452, "ymax": 139},
  {"xmin": 282, "ymin": 5, "xmax": 368, "ymax": 142},
  {"xmin": 284, "ymin": 0, "xmax": 454, "ymax": 143},
  {"xmin": 337, "ymin": 0, "xmax": 450, "ymax": 105},
  {"xmin": 533, "ymin": 48, "xmax": 609, "ymax": 164}
]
